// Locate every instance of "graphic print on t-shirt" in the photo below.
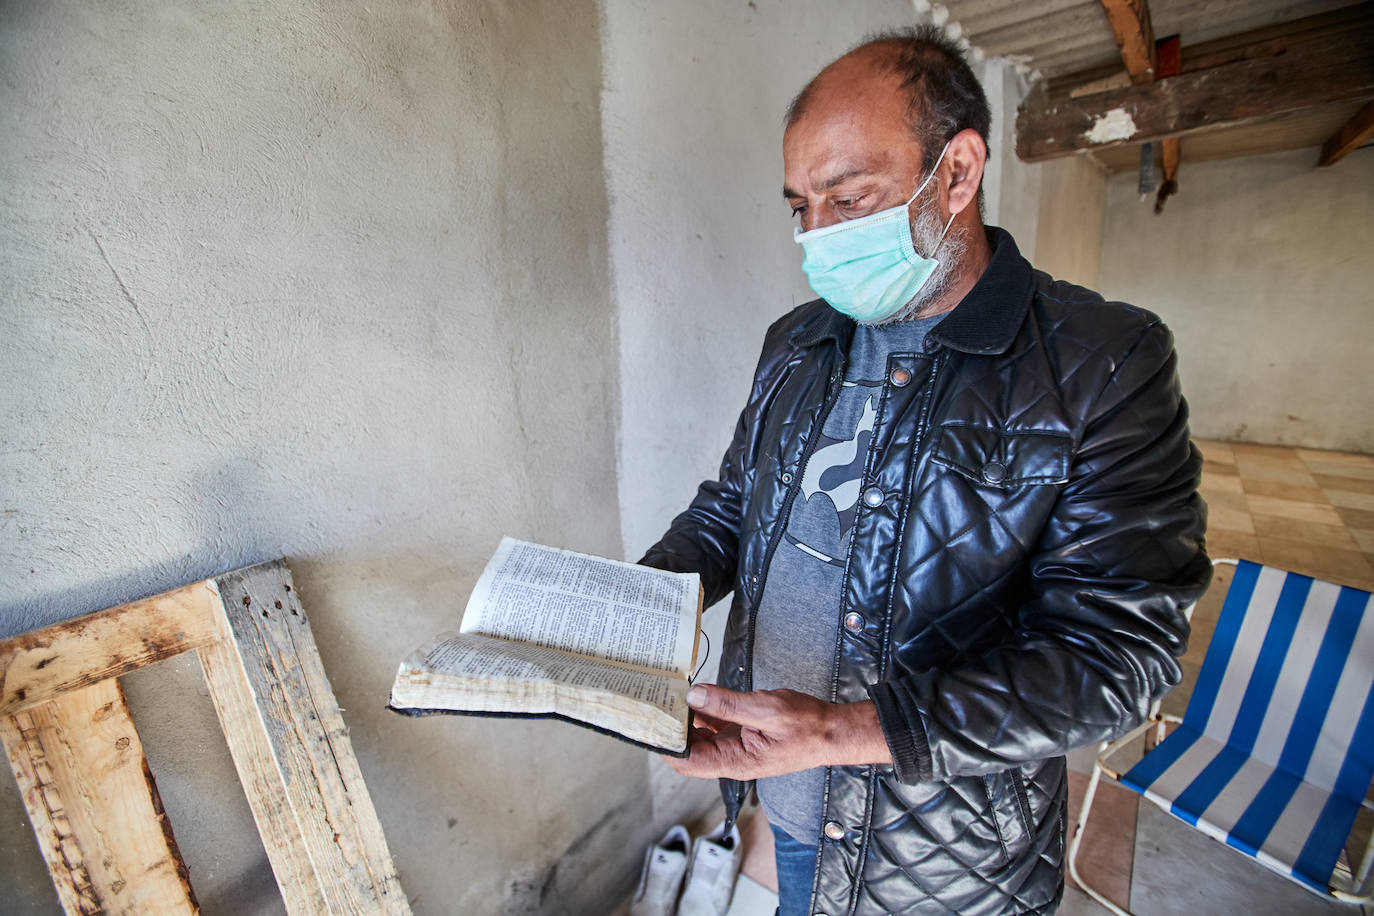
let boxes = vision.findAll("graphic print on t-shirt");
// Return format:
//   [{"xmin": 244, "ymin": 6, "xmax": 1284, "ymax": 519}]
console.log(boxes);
[{"xmin": 787, "ymin": 388, "xmax": 878, "ymax": 565}]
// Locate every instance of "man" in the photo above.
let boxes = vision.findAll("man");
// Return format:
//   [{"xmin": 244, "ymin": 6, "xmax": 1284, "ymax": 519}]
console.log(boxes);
[{"xmin": 641, "ymin": 27, "xmax": 1209, "ymax": 916}]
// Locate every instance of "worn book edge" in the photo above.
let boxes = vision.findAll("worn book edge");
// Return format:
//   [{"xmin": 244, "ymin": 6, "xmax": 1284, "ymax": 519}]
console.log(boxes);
[{"xmin": 384, "ymin": 705, "xmax": 694, "ymax": 757}]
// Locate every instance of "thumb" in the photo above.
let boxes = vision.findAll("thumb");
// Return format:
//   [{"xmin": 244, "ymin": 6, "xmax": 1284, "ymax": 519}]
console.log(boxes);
[{"xmin": 687, "ymin": 684, "xmax": 774, "ymax": 729}]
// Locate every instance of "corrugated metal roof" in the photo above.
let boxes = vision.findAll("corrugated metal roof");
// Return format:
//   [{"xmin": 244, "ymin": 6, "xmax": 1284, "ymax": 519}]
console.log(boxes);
[{"xmin": 940, "ymin": 0, "xmax": 1364, "ymax": 80}]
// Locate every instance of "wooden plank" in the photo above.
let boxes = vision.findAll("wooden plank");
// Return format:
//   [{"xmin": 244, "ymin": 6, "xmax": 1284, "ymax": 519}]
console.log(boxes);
[
  {"xmin": 0, "ymin": 583, "xmax": 221, "ymax": 717},
  {"xmin": 1319, "ymin": 100, "xmax": 1374, "ymax": 166},
  {"xmin": 1080, "ymin": 101, "xmax": 1367, "ymax": 172},
  {"xmin": 1098, "ymin": 0, "xmax": 1155, "ymax": 83},
  {"xmin": 196, "ymin": 561, "xmax": 409, "ymax": 915},
  {"xmin": 1017, "ymin": 27, "xmax": 1374, "ymax": 161},
  {"xmin": 0, "ymin": 678, "xmax": 198, "ymax": 915}
]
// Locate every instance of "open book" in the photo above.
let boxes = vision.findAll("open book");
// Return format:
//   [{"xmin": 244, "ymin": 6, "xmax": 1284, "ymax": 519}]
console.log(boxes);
[{"xmin": 388, "ymin": 538, "xmax": 704, "ymax": 755}]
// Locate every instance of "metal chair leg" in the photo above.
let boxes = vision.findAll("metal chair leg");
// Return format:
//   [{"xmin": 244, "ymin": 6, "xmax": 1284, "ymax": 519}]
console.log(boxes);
[{"xmin": 1067, "ymin": 744, "xmax": 1133, "ymax": 916}]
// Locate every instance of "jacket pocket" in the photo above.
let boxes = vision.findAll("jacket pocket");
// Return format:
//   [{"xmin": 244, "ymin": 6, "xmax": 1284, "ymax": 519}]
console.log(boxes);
[
  {"xmin": 931, "ymin": 424, "xmax": 1071, "ymax": 488},
  {"xmin": 982, "ymin": 769, "xmax": 1034, "ymax": 866}
]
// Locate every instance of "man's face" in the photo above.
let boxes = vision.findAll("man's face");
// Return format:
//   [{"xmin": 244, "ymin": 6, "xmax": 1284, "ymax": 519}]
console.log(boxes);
[{"xmin": 782, "ymin": 63, "xmax": 929, "ymax": 235}]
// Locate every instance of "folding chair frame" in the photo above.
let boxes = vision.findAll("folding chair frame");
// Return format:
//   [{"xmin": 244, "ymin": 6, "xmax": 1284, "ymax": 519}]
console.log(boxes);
[{"xmin": 1066, "ymin": 558, "xmax": 1374, "ymax": 914}]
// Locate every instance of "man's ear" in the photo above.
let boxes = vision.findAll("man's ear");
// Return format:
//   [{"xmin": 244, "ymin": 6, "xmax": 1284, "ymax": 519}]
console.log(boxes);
[{"xmin": 943, "ymin": 128, "xmax": 986, "ymax": 218}]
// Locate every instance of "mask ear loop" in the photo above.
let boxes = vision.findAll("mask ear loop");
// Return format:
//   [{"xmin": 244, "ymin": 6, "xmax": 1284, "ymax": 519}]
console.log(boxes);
[
  {"xmin": 934, "ymin": 209, "xmax": 957, "ymax": 247},
  {"xmin": 905, "ymin": 139, "xmax": 952, "ymax": 206},
  {"xmin": 907, "ymin": 139, "xmax": 958, "ymax": 256}
]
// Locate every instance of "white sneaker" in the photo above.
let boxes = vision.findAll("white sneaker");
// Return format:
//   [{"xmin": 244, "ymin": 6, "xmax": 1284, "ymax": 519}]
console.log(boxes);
[
  {"xmin": 676, "ymin": 819, "xmax": 743, "ymax": 916},
  {"xmin": 630, "ymin": 824, "xmax": 691, "ymax": 916}
]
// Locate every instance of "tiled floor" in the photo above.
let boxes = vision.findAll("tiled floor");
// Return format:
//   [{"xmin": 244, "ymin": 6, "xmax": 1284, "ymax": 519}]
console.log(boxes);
[
  {"xmin": 681, "ymin": 440, "xmax": 1374, "ymax": 915},
  {"xmin": 1195, "ymin": 439, "xmax": 1374, "ymax": 592}
]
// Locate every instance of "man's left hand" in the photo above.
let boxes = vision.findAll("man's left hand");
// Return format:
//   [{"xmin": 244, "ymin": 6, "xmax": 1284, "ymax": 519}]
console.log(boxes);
[{"xmin": 662, "ymin": 684, "xmax": 892, "ymax": 780}]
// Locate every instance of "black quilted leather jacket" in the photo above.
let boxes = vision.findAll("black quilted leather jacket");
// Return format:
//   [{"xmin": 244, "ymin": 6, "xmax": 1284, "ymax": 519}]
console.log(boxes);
[{"xmin": 641, "ymin": 228, "xmax": 1210, "ymax": 915}]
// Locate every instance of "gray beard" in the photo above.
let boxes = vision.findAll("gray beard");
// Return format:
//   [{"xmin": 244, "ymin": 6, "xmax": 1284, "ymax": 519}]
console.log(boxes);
[{"xmin": 866, "ymin": 191, "xmax": 967, "ymax": 326}]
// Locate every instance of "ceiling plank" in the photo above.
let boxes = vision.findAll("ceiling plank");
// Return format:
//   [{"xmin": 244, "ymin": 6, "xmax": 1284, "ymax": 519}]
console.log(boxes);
[
  {"xmin": 1016, "ymin": 26, "xmax": 1374, "ymax": 162},
  {"xmin": 1098, "ymin": 0, "xmax": 1156, "ymax": 83},
  {"xmin": 1318, "ymin": 100, "xmax": 1374, "ymax": 167}
]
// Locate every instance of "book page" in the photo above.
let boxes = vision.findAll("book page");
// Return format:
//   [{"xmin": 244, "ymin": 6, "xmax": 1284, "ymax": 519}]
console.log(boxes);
[
  {"xmin": 459, "ymin": 538, "xmax": 700, "ymax": 678},
  {"xmin": 391, "ymin": 632, "xmax": 688, "ymax": 751}
]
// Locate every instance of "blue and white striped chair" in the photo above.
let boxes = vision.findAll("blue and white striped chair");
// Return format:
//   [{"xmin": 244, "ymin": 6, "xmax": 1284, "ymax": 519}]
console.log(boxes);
[{"xmin": 1069, "ymin": 559, "xmax": 1374, "ymax": 914}]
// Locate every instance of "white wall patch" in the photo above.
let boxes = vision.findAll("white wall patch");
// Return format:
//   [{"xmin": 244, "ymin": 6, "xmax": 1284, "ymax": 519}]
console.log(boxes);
[{"xmin": 1084, "ymin": 108, "xmax": 1138, "ymax": 144}]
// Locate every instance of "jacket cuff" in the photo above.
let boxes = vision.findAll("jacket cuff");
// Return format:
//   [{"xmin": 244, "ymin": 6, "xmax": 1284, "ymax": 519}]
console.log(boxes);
[{"xmin": 868, "ymin": 682, "xmax": 932, "ymax": 784}]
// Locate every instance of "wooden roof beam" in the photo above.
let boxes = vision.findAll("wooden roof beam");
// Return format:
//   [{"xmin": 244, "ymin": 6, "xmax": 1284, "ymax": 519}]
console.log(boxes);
[
  {"xmin": 1099, "ymin": 0, "xmax": 1156, "ymax": 83},
  {"xmin": 1016, "ymin": 25, "xmax": 1374, "ymax": 162},
  {"xmin": 1319, "ymin": 100, "xmax": 1374, "ymax": 167}
]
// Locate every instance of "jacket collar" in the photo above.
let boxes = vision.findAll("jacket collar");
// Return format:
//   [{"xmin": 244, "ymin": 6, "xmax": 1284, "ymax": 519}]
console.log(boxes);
[{"xmin": 788, "ymin": 226, "xmax": 1034, "ymax": 356}]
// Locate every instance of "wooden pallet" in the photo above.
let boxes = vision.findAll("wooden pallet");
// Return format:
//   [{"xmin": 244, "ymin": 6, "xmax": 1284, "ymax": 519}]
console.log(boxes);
[{"xmin": 0, "ymin": 561, "xmax": 410, "ymax": 915}]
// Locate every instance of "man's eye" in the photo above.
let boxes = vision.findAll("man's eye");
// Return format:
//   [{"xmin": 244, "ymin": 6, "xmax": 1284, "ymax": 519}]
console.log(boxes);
[{"xmin": 790, "ymin": 204, "xmax": 806, "ymax": 218}]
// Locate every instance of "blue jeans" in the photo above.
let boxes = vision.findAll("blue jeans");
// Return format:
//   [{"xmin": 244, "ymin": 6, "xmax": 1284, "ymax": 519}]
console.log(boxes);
[{"xmin": 771, "ymin": 824, "xmax": 818, "ymax": 916}]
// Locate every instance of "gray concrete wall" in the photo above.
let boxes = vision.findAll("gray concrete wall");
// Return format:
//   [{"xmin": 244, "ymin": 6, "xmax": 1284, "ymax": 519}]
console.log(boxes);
[
  {"xmin": 1098, "ymin": 148, "xmax": 1374, "ymax": 453},
  {"xmin": 978, "ymin": 57, "xmax": 1041, "ymax": 263},
  {"xmin": 0, "ymin": 1, "xmax": 637, "ymax": 913},
  {"xmin": 1034, "ymin": 154, "xmax": 1107, "ymax": 289}
]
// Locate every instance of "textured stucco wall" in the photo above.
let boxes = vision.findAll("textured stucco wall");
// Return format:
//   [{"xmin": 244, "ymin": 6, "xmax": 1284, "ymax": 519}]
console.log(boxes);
[
  {"xmin": 0, "ymin": 2, "xmax": 641, "ymax": 913},
  {"xmin": 977, "ymin": 57, "xmax": 1041, "ymax": 262},
  {"xmin": 1034, "ymin": 154, "xmax": 1108, "ymax": 289},
  {"xmin": 1098, "ymin": 147, "xmax": 1374, "ymax": 453}
]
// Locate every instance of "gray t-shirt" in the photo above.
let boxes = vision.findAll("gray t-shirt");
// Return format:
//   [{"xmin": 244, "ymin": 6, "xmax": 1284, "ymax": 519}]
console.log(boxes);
[{"xmin": 753, "ymin": 313, "xmax": 942, "ymax": 842}]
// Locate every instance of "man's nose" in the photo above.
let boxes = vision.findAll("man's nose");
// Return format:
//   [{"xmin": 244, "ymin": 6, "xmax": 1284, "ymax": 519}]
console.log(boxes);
[{"xmin": 803, "ymin": 203, "xmax": 841, "ymax": 233}]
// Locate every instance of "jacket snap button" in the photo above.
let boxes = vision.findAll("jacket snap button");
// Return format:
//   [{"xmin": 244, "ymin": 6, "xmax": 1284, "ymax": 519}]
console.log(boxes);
[
  {"xmin": 781, "ymin": 471, "xmax": 794, "ymax": 485},
  {"xmin": 862, "ymin": 486, "xmax": 883, "ymax": 508},
  {"xmin": 843, "ymin": 612, "xmax": 864, "ymax": 632},
  {"xmin": 889, "ymin": 367, "xmax": 911, "ymax": 387},
  {"xmin": 823, "ymin": 820, "xmax": 846, "ymax": 841},
  {"xmin": 982, "ymin": 460, "xmax": 1007, "ymax": 484}
]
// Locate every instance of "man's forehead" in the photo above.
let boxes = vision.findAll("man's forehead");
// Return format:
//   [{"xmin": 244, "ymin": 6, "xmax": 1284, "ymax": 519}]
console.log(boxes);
[
  {"xmin": 782, "ymin": 105, "xmax": 921, "ymax": 196},
  {"xmin": 784, "ymin": 67, "xmax": 918, "ymax": 154}
]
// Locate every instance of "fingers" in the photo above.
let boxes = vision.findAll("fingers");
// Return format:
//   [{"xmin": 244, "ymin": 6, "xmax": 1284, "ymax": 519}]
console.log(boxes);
[
  {"xmin": 688, "ymin": 709, "xmax": 737, "ymax": 734},
  {"xmin": 687, "ymin": 684, "xmax": 785, "ymax": 730},
  {"xmin": 668, "ymin": 727, "xmax": 748, "ymax": 778}
]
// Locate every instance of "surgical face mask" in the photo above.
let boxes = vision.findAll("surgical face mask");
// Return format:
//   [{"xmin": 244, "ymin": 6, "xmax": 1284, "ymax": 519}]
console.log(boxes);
[{"xmin": 794, "ymin": 142, "xmax": 956, "ymax": 324}]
